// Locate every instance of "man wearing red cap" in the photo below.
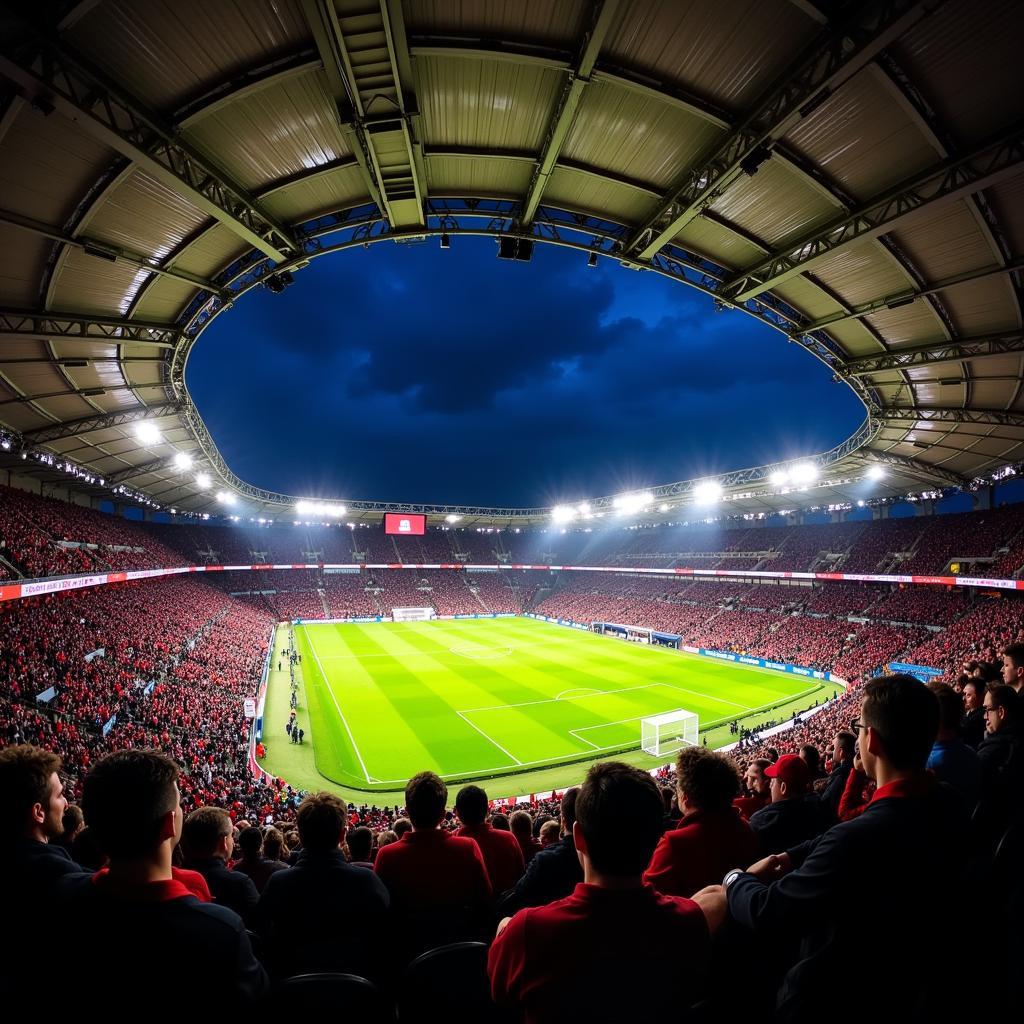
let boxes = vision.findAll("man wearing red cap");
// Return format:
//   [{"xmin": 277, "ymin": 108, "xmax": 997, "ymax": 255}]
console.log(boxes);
[{"xmin": 746, "ymin": 753, "xmax": 826, "ymax": 855}]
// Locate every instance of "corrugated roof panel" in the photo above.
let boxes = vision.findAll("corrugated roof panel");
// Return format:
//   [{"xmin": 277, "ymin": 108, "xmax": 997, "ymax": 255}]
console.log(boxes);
[
  {"xmin": 863, "ymin": 300, "xmax": 951, "ymax": 346},
  {"xmin": 425, "ymin": 154, "xmax": 532, "ymax": 198},
  {"xmin": 83, "ymin": 170, "xmax": 208, "ymax": 262},
  {"xmin": 937, "ymin": 276, "xmax": 1023, "ymax": 335},
  {"xmin": 181, "ymin": 70, "xmax": 350, "ymax": 192},
  {"xmin": 969, "ymin": 382, "xmax": 1017, "ymax": 409},
  {"xmin": 770, "ymin": 277, "xmax": 843, "ymax": 322},
  {"xmin": 892, "ymin": 0, "xmax": 1024, "ymax": 147},
  {"xmin": 986, "ymin": 175, "xmax": 1024, "ymax": 256},
  {"xmin": 0, "ymin": 109, "xmax": 114, "ymax": 226},
  {"xmin": 415, "ymin": 56, "xmax": 563, "ymax": 151},
  {"xmin": 2, "ymin": 362, "xmax": 66, "ymax": 394},
  {"xmin": 65, "ymin": 0, "xmax": 311, "ymax": 113},
  {"xmin": 709, "ymin": 160, "xmax": 836, "ymax": 249},
  {"xmin": 825, "ymin": 320, "xmax": 883, "ymax": 357},
  {"xmin": 603, "ymin": 0, "xmax": 817, "ymax": 111},
  {"xmin": 0, "ymin": 405, "xmax": 50, "ymax": 431},
  {"xmin": 0, "ymin": 339, "xmax": 49, "ymax": 360},
  {"xmin": 122, "ymin": 363, "xmax": 166, "ymax": 388},
  {"xmin": 562, "ymin": 82, "xmax": 721, "ymax": 190},
  {"xmin": 543, "ymin": 166, "xmax": 659, "ymax": 225},
  {"xmin": 260, "ymin": 164, "xmax": 370, "ymax": 223},
  {"xmin": 809, "ymin": 241, "xmax": 913, "ymax": 308},
  {"xmin": 31, "ymin": 396, "xmax": 97, "ymax": 421},
  {"xmin": 131, "ymin": 278, "xmax": 198, "ymax": 324},
  {"xmin": 785, "ymin": 67, "xmax": 939, "ymax": 203},
  {"xmin": 0, "ymin": 229, "xmax": 49, "ymax": 306},
  {"xmin": 671, "ymin": 217, "xmax": 761, "ymax": 270},
  {"xmin": 49, "ymin": 249, "xmax": 147, "ymax": 316},
  {"xmin": 888, "ymin": 199, "xmax": 1000, "ymax": 283},
  {"xmin": 404, "ymin": 0, "xmax": 587, "ymax": 45},
  {"xmin": 171, "ymin": 224, "xmax": 249, "ymax": 279}
]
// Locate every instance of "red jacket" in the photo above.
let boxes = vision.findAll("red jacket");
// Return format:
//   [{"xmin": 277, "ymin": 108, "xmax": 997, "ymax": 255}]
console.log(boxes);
[
  {"xmin": 733, "ymin": 792, "xmax": 769, "ymax": 820},
  {"xmin": 374, "ymin": 828, "xmax": 492, "ymax": 912},
  {"xmin": 643, "ymin": 806, "xmax": 759, "ymax": 898},
  {"xmin": 455, "ymin": 822, "xmax": 525, "ymax": 895}
]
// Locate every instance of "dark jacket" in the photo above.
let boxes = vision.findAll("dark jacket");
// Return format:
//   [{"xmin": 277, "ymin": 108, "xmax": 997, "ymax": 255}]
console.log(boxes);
[
  {"xmin": 233, "ymin": 854, "xmax": 288, "ymax": 894},
  {"xmin": 961, "ymin": 706, "xmax": 986, "ymax": 749},
  {"xmin": 817, "ymin": 760, "xmax": 853, "ymax": 822},
  {"xmin": 183, "ymin": 855, "xmax": 259, "ymax": 925},
  {"xmin": 976, "ymin": 722, "xmax": 1023, "ymax": 790},
  {"xmin": 748, "ymin": 795, "xmax": 825, "ymax": 855},
  {"xmin": 728, "ymin": 778, "xmax": 968, "ymax": 1023},
  {"xmin": 498, "ymin": 833, "xmax": 583, "ymax": 916},
  {"xmin": 256, "ymin": 849, "xmax": 390, "ymax": 978},
  {"xmin": 4, "ymin": 838, "xmax": 84, "ymax": 898}
]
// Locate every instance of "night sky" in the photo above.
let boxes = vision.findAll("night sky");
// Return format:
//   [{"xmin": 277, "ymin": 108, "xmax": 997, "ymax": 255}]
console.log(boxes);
[{"xmin": 188, "ymin": 238, "xmax": 865, "ymax": 507}]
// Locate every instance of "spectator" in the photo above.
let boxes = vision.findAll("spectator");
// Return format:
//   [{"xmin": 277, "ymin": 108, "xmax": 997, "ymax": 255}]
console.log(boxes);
[
  {"xmin": 710, "ymin": 674, "xmax": 968, "ymax": 1022},
  {"xmin": 46, "ymin": 749, "xmax": 267, "ymax": 1006},
  {"xmin": 747, "ymin": 755, "xmax": 824, "ymax": 854},
  {"xmin": 799, "ymin": 744, "xmax": 824, "ymax": 780},
  {"xmin": 660, "ymin": 785, "xmax": 680, "ymax": 831},
  {"xmin": 817, "ymin": 731, "xmax": 855, "ymax": 822},
  {"xmin": 977, "ymin": 684, "xmax": 1022, "ymax": 792},
  {"xmin": 926, "ymin": 682, "xmax": 981, "ymax": 806},
  {"xmin": 375, "ymin": 829, "xmax": 398, "ymax": 851},
  {"xmin": 489, "ymin": 762, "xmax": 716, "ymax": 1023},
  {"xmin": 500, "ymin": 788, "xmax": 583, "ymax": 915},
  {"xmin": 393, "ymin": 816, "xmax": 413, "ymax": 839},
  {"xmin": 232, "ymin": 824, "xmax": 287, "ymax": 893},
  {"xmin": 1001, "ymin": 642, "xmax": 1024, "ymax": 693},
  {"xmin": 961, "ymin": 677, "xmax": 987, "ymax": 749},
  {"xmin": 262, "ymin": 827, "xmax": 290, "ymax": 867},
  {"xmin": 70, "ymin": 824, "xmax": 107, "ymax": 871},
  {"xmin": 510, "ymin": 809, "xmax": 540, "ymax": 865},
  {"xmin": 181, "ymin": 806, "xmax": 259, "ymax": 924},
  {"xmin": 346, "ymin": 825, "xmax": 375, "ymax": 868},
  {"xmin": 539, "ymin": 820, "xmax": 560, "ymax": 847},
  {"xmin": 490, "ymin": 812, "xmax": 510, "ymax": 831},
  {"xmin": 454, "ymin": 784, "xmax": 525, "ymax": 896},
  {"xmin": 733, "ymin": 758, "xmax": 771, "ymax": 819},
  {"xmin": 257, "ymin": 792, "xmax": 389, "ymax": 979},
  {"xmin": 644, "ymin": 747, "xmax": 757, "ymax": 898},
  {"xmin": 58, "ymin": 804, "xmax": 85, "ymax": 852}
]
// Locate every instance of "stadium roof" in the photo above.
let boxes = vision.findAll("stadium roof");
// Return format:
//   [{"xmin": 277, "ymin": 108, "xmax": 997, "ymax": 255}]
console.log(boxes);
[{"xmin": 0, "ymin": 0, "xmax": 1022, "ymax": 526}]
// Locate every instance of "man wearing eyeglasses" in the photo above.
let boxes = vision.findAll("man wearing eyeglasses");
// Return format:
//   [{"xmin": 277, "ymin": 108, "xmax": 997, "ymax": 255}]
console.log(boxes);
[
  {"xmin": 977, "ymin": 683, "xmax": 1022, "ymax": 791},
  {"xmin": 694, "ymin": 675, "xmax": 969, "ymax": 1023}
]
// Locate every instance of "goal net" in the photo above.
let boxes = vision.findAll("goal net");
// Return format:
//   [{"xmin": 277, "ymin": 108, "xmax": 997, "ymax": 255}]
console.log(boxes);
[
  {"xmin": 391, "ymin": 606, "xmax": 434, "ymax": 622},
  {"xmin": 641, "ymin": 708, "xmax": 699, "ymax": 758}
]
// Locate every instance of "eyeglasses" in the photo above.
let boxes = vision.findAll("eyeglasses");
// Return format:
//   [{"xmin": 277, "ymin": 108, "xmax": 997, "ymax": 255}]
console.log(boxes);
[
  {"xmin": 982, "ymin": 706, "xmax": 999, "ymax": 716},
  {"xmin": 850, "ymin": 718, "xmax": 867, "ymax": 732}
]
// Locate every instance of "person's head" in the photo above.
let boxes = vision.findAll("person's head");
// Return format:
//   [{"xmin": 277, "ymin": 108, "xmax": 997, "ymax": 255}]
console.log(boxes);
[
  {"xmin": 1001, "ymin": 644, "xmax": 1024, "ymax": 690},
  {"xmin": 539, "ymin": 819, "xmax": 560, "ymax": 846},
  {"xmin": 765, "ymin": 754, "xmax": 812, "ymax": 801},
  {"xmin": 963, "ymin": 677, "xmax": 986, "ymax": 712},
  {"xmin": 674, "ymin": 746, "xmax": 741, "ymax": 814},
  {"xmin": 743, "ymin": 758, "xmax": 772, "ymax": 798},
  {"xmin": 927, "ymin": 681, "xmax": 965, "ymax": 740},
  {"xmin": 182, "ymin": 806, "xmax": 234, "ymax": 862},
  {"xmin": 765, "ymin": 748, "xmax": 779, "ymax": 763},
  {"xmin": 799, "ymin": 744, "xmax": 821, "ymax": 776},
  {"xmin": 393, "ymin": 816, "xmax": 413, "ymax": 838},
  {"xmin": 375, "ymin": 829, "xmax": 398, "ymax": 849},
  {"xmin": 855, "ymin": 674, "xmax": 940, "ymax": 780},
  {"xmin": 61, "ymin": 803, "xmax": 85, "ymax": 844},
  {"xmin": 454, "ymin": 785, "xmax": 489, "ymax": 828},
  {"xmin": 296, "ymin": 792, "xmax": 348, "ymax": 852},
  {"xmin": 81, "ymin": 749, "xmax": 181, "ymax": 861},
  {"xmin": 832, "ymin": 732, "xmax": 855, "ymax": 764},
  {"xmin": 347, "ymin": 826, "xmax": 373, "ymax": 862},
  {"xmin": 509, "ymin": 810, "xmax": 533, "ymax": 842},
  {"xmin": 559, "ymin": 787, "xmax": 579, "ymax": 835},
  {"xmin": 236, "ymin": 823, "xmax": 263, "ymax": 859},
  {"xmin": 983, "ymin": 683, "xmax": 1019, "ymax": 735},
  {"xmin": 404, "ymin": 772, "xmax": 447, "ymax": 830},
  {"xmin": 263, "ymin": 827, "xmax": 287, "ymax": 861},
  {"xmin": 490, "ymin": 812, "xmax": 509, "ymax": 831},
  {"xmin": 573, "ymin": 761, "xmax": 663, "ymax": 881},
  {"xmin": 0, "ymin": 745, "xmax": 66, "ymax": 843},
  {"xmin": 70, "ymin": 825, "xmax": 107, "ymax": 871}
]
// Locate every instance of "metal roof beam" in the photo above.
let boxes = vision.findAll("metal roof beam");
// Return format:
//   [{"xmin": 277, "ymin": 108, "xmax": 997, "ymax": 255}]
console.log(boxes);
[
  {"xmin": 21, "ymin": 403, "xmax": 181, "ymax": 443},
  {"xmin": 625, "ymin": 0, "xmax": 933, "ymax": 260},
  {"xmin": 877, "ymin": 406, "xmax": 1024, "ymax": 429},
  {"xmin": 722, "ymin": 128, "xmax": 1024, "ymax": 302},
  {"xmin": 837, "ymin": 331, "xmax": 1024, "ymax": 376},
  {"xmin": 0, "ymin": 308, "xmax": 180, "ymax": 347},
  {"xmin": 0, "ymin": 21, "xmax": 300, "ymax": 262},
  {"xmin": 519, "ymin": 0, "xmax": 620, "ymax": 227},
  {"xmin": 860, "ymin": 449, "xmax": 969, "ymax": 487},
  {"xmin": 104, "ymin": 456, "xmax": 177, "ymax": 485}
]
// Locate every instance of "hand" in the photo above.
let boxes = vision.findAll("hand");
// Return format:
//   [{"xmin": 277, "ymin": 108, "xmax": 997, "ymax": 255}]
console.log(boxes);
[
  {"xmin": 691, "ymin": 885, "xmax": 727, "ymax": 934},
  {"xmin": 495, "ymin": 916, "xmax": 512, "ymax": 936},
  {"xmin": 745, "ymin": 852, "xmax": 792, "ymax": 881}
]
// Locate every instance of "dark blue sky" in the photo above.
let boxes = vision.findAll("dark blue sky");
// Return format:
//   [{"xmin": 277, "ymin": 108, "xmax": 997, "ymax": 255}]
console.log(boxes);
[{"xmin": 188, "ymin": 238, "xmax": 864, "ymax": 507}]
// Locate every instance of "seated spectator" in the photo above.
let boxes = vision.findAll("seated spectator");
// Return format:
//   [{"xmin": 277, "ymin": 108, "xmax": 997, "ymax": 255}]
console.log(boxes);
[
  {"xmin": 374, "ymin": 772, "xmax": 492, "ymax": 951},
  {"xmin": 375, "ymin": 829, "xmax": 398, "ymax": 851},
  {"xmin": 710, "ymin": 674, "xmax": 968, "ymax": 1022},
  {"xmin": 977, "ymin": 684, "xmax": 1022, "ymax": 793},
  {"xmin": 539, "ymin": 820, "xmax": 560, "ymax": 847},
  {"xmin": 45, "ymin": 749, "xmax": 267, "ymax": 1006},
  {"xmin": 1001, "ymin": 642, "xmax": 1024, "ymax": 693},
  {"xmin": 499, "ymin": 788, "xmax": 583, "ymax": 916},
  {"xmin": 926, "ymin": 682, "xmax": 981, "ymax": 806},
  {"xmin": 454, "ymin": 784, "xmax": 525, "ymax": 895},
  {"xmin": 799, "ymin": 744, "xmax": 824, "ymax": 781},
  {"xmin": 733, "ymin": 758, "xmax": 771, "ymax": 819},
  {"xmin": 489, "ymin": 762, "xmax": 716, "ymax": 1023},
  {"xmin": 346, "ymin": 825, "xmax": 375, "ymax": 868},
  {"xmin": 961, "ymin": 677, "xmax": 987, "ymax": 749},
  {"xmin": 510, "ymin": 809, "xmax": 540, "ymax": 864},
  {"xmin": 393, "ymin": 816, "xmax": 413, "ymax": 838},
  {"xmin": 232, "ymin": 824, "xmax": 287, "ymax": 893},
  {"xmin": 261, "ymin": 827, "xmax": 290, "ymax": 868},
  {"xmin": 58, "ymin": 804, "xmax": 85, "ymax": 852},
  {"xmin": 256, "ymin": 792, "xmax": 389, "ymax": 979},
  {"xmin": 181, "ymin": 806, "xmax": 259, "ymax": 924},
  {"xmin": 817, "ymin": 731, "xmax": 855, "ymax": 822},
  {"xmin": 490, "ymin": 812, "xmax": 510, "ymax": 831},
  {"xmin": 747, "ymin": 755, "xmax": 825, "ymax": 854},
  {"xmin": 644, "ymin": 747, "xmax": 757, "ymax": 898}
]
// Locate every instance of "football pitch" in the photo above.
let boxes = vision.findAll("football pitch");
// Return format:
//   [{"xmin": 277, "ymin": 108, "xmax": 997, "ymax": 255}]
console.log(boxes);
[{"xmin": 284, "ymin": 617, "xmax": 841, "ymax": 794}]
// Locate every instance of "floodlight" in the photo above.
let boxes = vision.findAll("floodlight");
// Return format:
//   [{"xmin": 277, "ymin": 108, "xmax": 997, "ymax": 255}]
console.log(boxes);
[
  {"xmin": 659, "ymin": 503, "xmax": 670, "ymax": 512},
  {"xmin": 216, "ymin": 491, "xmax": 236, "ymax": 505},
  {"xmin": 866, "ymin": 465, "xmax": 885, "ymax": 481},
  {"xmin": 134, "ymin": 421, "xmax": 162, "ymax": 445},
  {"xmin": 577, "ymin": 502, "xmax": 591, "ymax": 515},
  {"xmin": 173, "ymin": 451, "xmax": 193, "ymax": 470},
  {"xmin": 195, "ymin": 472, "xmax": 211, "ymax": 489},
  {"xmin": 551, "ymin": 505, "xmax": 576, "ymax": 523},
  {"xmin": 790, "ymin": 463, "xmax": 819, "ymax": 485},
  {"xmin": 770, "ymin": 470, "xmax": 789, "ymax": 486},
  {"xmin": 693, "ymin": 480, "xmax": 723, "ymax": 504},
  {"xmin": 445, "ymin": 514, "xmax": 462, "ymax": 523}
]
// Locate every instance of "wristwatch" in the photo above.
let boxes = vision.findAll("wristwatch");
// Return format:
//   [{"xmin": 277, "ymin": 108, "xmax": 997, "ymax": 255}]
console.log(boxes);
[{"xmin": 723, "ymin": 870, "xmax": 744, "ymax": 890}]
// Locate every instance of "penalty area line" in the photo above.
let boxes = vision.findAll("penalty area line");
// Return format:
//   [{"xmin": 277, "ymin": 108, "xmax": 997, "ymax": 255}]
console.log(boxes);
[{"xmin": 455, "ymin": 710, "xmax": 524, "ymax": 767}]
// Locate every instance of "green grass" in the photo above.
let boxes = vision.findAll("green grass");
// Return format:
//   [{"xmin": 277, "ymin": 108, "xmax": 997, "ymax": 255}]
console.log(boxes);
[{"xmin": 260, "ymin": 617, "xmax": 841, "ymax": 801}]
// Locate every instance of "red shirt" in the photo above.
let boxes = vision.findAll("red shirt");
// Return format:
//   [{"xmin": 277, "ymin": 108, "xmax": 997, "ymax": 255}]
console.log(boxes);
[
  {"xmin": 91, "ymin": 867, "xmax": 211, "ymax": 902},
  {"xmin": 374, "ymin": 828, "xmax": 492, "ymax": 911},
  {"xmin": 455, "ymin": 822, "xmax": 525, "ymax": 894},
  {"xmin": 489, "ymin": 882, "xmax": 709, "ymax": 1024},
  {"xmin": 733, "ymin": 792, "xmax": 769, "ymax": 820},
  {"xmin": 643, "ymin": 806, "xmax": 759, "ymax": 898}
]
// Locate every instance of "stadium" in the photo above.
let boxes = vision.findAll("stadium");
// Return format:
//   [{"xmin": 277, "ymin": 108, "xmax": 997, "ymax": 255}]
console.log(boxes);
[{"xmin": 0, "ymin": 0, "xmax": 1021, "ymax": 1016}]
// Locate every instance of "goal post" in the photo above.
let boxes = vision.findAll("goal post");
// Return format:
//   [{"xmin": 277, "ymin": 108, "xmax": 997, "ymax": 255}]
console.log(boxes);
[
  {"xmin": 641, "ymin": 708, "xmax": 699, "ymax": 758},
  {"xmin": 391, "ymin": 606, "xmax": 434, "ymax": 622}
]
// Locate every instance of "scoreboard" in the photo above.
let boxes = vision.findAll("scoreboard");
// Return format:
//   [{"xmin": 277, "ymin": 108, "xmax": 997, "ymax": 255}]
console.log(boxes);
[{"xmin": 384, "ymin": 512, "xmax": 426, "ymax": 536}]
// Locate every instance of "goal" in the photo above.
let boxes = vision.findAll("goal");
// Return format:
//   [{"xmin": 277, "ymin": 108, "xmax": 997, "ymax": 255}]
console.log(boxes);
[
  {"xmin": 391, "ymin": 606, "xmax": 434, "ymax": 622},
  {"xmin": 641, "ymin": 708, "xmax": 699, "ymax": 758}
]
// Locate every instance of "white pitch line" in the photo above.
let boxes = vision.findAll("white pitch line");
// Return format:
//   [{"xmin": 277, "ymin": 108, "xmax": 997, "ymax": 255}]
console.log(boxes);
[
  {"xmin": 302, "ymin": 627, "xmax": 375, "ymax": 784},
  {"xmin": 462, "ymin": 682, "xmax": 663, "ymax": 714},
  {"xmin": 658, "ymin": 681, "xmax": 756, "ymax": 711},
  {"xmin": 455, "ymin": 710, "xmax": 523, "ymax": 766},
  {"xmin": 568, "ymin": 729, "xmax": 603, "ymax": 750}
]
